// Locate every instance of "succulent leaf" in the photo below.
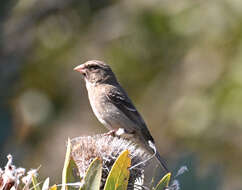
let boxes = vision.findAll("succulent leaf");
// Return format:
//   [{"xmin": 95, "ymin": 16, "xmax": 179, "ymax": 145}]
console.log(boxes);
[
  {"xmin": 104, "ymin": 150, "xmax": 131, "ymax": 190},
  {"xmin": 81, "ymin": 158, "xmax": 102, "ymax": 190}
]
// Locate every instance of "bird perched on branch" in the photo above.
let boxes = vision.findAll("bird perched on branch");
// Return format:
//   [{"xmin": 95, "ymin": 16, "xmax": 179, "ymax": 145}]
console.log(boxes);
[{"xmin": 74, "ymin": 60, "xmax": 169, "ymax": 172}]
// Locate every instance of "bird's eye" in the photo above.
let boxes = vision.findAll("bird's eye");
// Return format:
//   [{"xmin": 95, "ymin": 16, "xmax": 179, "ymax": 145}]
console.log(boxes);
[{"xmin": 89, "ymin": 65, "xmax": 99, "ymax": 71}]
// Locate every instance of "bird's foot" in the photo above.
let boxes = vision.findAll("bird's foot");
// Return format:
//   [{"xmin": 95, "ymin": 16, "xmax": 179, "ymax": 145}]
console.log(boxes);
[
  {"xmin": 104, "ymin": 130, "xmax": 117, "ymax": 137},
  {"xmin": 104, "ymin": 128, "xmax": 134, "ymax": 139},
  {"xmin": 116, "ymin": 128, "xmax": 134, "ymax": 139},
  {"xmin": 104, "ymin": 128, "xmax": 126, "ymax": 137}
]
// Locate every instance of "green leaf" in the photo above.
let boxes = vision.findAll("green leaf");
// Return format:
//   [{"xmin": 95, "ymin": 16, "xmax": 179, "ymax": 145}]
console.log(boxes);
[
  {"xmin": 42, "ymin": 177, "xmax": 49, "ymax": 190},
  {"xmin": 154, "ymin": 172, "xmax": 171, "ymax": 190},
  {"xmin": 81, "ymin": 158, "xmax": 102, "ymax": 190},
  {"xmin": 62, "ymin": 138, "xmax": 78, "ymax": 190},
  {"xmin": 104, "ymin": 150, "xmax": 131, "ymax": 190},
  {"xmin": 32, "ymin": 175, "xmax": 41, "ymax": 190}
]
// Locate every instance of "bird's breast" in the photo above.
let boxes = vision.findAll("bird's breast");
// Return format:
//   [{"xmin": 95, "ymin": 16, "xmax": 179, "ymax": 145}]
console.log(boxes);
[{"xmin": 87, "ymin": 85, "xmax": 111, "ymax": 129}]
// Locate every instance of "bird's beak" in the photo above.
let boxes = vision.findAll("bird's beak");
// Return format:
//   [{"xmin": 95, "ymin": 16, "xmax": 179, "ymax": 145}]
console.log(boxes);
[{"xmin": 73, "ymin": 64, "xmax": 86, "ymax": 74}]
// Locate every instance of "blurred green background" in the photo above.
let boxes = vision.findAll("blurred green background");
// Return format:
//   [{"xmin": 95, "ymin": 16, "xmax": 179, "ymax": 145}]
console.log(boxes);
[{"xmin": 1, "ymin": 0, "xmax": 242, "ymax": 189}]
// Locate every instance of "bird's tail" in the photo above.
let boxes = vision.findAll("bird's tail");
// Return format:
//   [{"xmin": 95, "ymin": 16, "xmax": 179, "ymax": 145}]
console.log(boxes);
[
  {"xmin": 148, "ymin": 141, "xmax": 169, "ymax": 173},
  {"xmin": 155, "ymin": 151, "xmax": 169, "ymax": 173},
  {"xmin": 129, "ymin": 139, "xmax": 169, "ymax": 172}
]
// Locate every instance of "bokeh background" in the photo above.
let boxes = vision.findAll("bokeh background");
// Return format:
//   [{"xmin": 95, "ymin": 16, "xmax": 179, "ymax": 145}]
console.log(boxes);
[{"xmin": 1, "ymin": 0, "xmax": 242, "ymax": 189}]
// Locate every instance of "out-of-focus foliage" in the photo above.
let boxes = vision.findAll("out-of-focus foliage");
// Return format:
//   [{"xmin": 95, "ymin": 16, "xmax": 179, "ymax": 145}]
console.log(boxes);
[{"xmin": 1, "ymin": 0, "xmax": 242, "ymax": 189}]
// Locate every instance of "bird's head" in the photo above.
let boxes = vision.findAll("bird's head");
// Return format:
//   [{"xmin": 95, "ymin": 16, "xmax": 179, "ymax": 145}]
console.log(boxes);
[{"xmin": 74, "ymin": 60, "xmax": 116, "ymax": 85}]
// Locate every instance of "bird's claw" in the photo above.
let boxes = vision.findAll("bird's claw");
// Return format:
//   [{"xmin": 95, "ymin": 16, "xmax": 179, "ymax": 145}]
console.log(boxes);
[
  {"xmin": 116, "ymin": 128, "xmax": 135, "ymax": 139},
  {"xmin": 104, "ymin": 130, "xmax": 116, "ymax": 137},
  {"xmin": 104, "ymin": 128, "xmax": 128, "ymax": 137}
]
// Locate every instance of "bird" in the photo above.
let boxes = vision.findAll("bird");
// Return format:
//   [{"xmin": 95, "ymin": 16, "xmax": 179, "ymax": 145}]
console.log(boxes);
[{"xmin": 74, "ymin": 60, "xmax": 169, "ymax": 172}]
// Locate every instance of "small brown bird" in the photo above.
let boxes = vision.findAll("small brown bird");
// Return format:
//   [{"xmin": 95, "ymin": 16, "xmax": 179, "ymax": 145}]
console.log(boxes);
[{"xmin": 74, "ymin": 60, "xmax": 169, "ymax": 172}]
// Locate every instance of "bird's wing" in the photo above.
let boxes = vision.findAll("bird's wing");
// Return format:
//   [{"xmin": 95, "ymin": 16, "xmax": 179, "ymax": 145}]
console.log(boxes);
[{"xmin": 106, "ymin": 86, "xmax": 154, "ymax": 142}]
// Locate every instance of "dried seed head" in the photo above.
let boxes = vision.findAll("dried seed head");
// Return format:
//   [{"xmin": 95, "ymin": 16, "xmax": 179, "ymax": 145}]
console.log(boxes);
[
  {"xmin": 71, "ymin": 134, "xmax": 153, "ymax": 189},
  {"xmin": 0, "ymin": 155, "xmax": 38, "ymax": 190},
  {"xmin": 22, "ymin": 169, "xmax": 38, "ymax": 187}
]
